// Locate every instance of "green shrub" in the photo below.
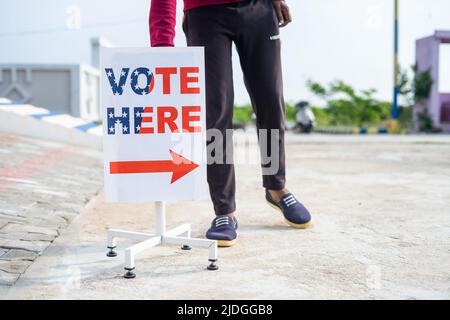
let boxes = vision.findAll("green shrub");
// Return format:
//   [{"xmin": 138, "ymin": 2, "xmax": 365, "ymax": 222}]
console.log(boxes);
[
  {"xmin": 233, "ymin": 104, "xmax": 253, "ymax": 124},
  {"xmin": 307, "ymin": 80, "xmax": 391, "ymax": 127},
  {"xmin": 285, "ymin": 103, "xmax": 296, "ymax": 123},
  {"xmin": 398, "ymin": 106, "xmax": 413, "ymax": 129},
  {"xmin": 233, "ymin": 103, "xmax": 298, "ymax": 124},
  {"xmin": 311, "ymin": 107, "xmax": 331, "ymax": 126}
]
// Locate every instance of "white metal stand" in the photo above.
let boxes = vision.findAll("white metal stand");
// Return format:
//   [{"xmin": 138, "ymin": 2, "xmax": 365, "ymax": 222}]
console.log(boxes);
[{"xmin": 106, "ymin": 201, "xmax": 218, "ymax": 278}]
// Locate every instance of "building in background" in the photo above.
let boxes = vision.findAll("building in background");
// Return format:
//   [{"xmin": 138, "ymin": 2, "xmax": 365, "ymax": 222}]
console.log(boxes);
[
  {"xmin": 0, "ymin": 37, "xmax": 110, "ymax": 121},
  {"xmin": 415, "ymin": 30, "xmax": 450, "ymax": 132}
]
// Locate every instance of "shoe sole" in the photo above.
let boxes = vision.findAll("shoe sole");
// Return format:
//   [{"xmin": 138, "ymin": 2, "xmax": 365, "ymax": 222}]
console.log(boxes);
[
  {"xmin": 216, "ymin": 239, "xmax": 237, "ymax": 247},
  {"xmin": 266, "ymin": 200, "xmax": 312, "ymax": 229}
]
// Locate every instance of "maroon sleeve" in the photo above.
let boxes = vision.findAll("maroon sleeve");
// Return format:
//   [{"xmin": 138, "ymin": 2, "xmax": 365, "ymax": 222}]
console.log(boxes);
[{"xmin": 149, "ymin": 0, "xmax": 177, "ymax": 47}]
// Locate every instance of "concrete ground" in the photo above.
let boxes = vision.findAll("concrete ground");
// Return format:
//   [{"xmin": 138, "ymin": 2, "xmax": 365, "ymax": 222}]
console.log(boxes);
[
  {"xmin": 0, "ymin": 134, "xmax": 102, "ymax": 286},
  {"xmin": 1, "ymin": 133, "xmax": 450, "ymax": 299}
]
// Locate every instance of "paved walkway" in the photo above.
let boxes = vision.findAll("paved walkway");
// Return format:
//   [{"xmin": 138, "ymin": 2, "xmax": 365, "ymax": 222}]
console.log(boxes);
[
  {"xmin": 1, "ymin": 133, "xmax": 450, "ymax": 299},
  {"xmin": 0, "ymin": 134, "xmax": 102, "ymax": 286}
]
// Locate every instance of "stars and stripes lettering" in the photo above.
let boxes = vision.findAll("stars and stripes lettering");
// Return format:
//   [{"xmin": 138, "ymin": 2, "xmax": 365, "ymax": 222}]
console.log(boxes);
[
  {"xmin": 105, "ymin": 66, "xmax": 202, "ymax": 135},
  {"xmin": 107, "ymin": 107, "xmax": 130, "ymax": 135},
  {"xmin": 130, "ymin": 67, "xmax": 155, "ymax": 95},
  {"xmin": 105, "ymin": 68, "xmax": 129, "ymax": 95},
  {"xmin": 107, "ymin": 106, "xmax": 201, "ymax": 135},
  {"xmin": 104, "ymin": 66, "xmax": 200, "ymax": 96},
  {"xmin": 134, "ymin": 106, "xmax": 154, "ymax": 134}
]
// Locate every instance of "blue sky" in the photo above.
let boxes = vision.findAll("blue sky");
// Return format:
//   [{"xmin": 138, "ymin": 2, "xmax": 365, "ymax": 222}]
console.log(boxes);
[{"xmin": 1, "ymin": 0, "xmax": 449, "ymax": 105}]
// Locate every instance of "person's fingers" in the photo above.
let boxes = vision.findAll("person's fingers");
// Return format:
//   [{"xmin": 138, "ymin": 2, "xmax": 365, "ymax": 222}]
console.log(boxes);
[
  {"xmin": 280, "ymin": 2, "xmax": 292, "ymax": 27},
  {"xmin": 272, "ymin": 1, "xmax": 284, "ymax": 26}
]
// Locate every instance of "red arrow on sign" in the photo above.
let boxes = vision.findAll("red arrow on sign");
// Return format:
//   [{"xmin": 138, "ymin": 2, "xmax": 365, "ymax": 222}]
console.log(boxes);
[{"xmin": 109, "ymin": 149, "xmax": 199, "ymax": 184}]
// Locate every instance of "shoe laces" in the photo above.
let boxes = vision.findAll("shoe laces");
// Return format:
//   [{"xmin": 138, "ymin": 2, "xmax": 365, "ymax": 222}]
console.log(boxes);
[
  {"xmin": 214, "ymin": 215, "xmax": 232, "ymax": 228},
  {"xmin": 282, "ymin": 194, "xmax": 297, "ymax": 207}
]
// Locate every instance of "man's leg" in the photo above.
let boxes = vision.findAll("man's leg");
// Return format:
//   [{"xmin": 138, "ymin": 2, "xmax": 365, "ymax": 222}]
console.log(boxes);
[
  {"xmin": 234, "ymin": 0, "xmax": 286, "ymax": 193},
  {"xmin": 184, "ymin": 6, "xmax": 236, "ymax": 216},
  {"xmin": 234, "ymin": 0, "xmax": 312, "ymax": 228}
]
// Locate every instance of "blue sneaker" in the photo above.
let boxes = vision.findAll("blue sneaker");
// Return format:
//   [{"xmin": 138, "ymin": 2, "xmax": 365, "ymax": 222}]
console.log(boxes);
[
  {"xmin": 266, "ymin": 191, "xmax": 312, "ymax": 228},
  {"xmin": 206, "ymin": 215, "xmax": 238, "ymax": 247}
]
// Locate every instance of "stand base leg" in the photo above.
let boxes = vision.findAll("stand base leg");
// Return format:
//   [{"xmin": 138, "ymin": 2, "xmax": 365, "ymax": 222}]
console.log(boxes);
[
  {"xmin": 207, "ymin": 259, "xmax": 219, "ymax": 271},
  {"xmin": 106, "ymin": 246, "xmax": 117, "ymax": 257},
  {"xmin": 106, "ymin": 208, "xmax": 219, "ymax": 278},
  {"xmin": 124, "ymin": 267, "xmax": 136, "ymax": 279}
]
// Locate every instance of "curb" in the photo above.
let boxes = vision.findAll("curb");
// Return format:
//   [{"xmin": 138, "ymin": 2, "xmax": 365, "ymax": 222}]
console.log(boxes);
[
  {"xmin": 314, "ymin": 126, "xmax": 389, "ymax": 135},
  {"xmin": 0, "ymin": 98, "xmax": 102, "ymax": 149}
]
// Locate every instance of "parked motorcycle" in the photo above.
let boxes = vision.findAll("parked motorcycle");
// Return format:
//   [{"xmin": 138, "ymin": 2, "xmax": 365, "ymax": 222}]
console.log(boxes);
[{"xmin": 295, "ymin": 101, "xmax": 315, "ymax": 133}]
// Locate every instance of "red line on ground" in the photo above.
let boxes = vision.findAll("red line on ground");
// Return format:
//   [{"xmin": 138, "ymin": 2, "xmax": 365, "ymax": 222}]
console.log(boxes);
[{"xmin": 0, "ymin": 147, "xmax": 77, "ymax": 191}]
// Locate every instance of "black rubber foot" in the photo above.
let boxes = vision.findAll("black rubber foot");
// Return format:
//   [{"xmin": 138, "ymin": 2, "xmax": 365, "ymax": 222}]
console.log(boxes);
[
  {"xmin": 106, "ymin": 250, "xmax": 117, "ymax": 257},
  {"xmin": 124, "ymin": 268, "xmax": 136, "ymax": 279},
  {"xmin": 207, "ymin": 260, "xmax": 218, "ymax": 271},
  {"xmin": 106, "ymin": 247, "xmax": 117, "ymax": 257},
  {"xmin": 181, "ymin": 245, "xmax": 192, "ymax": 250}
]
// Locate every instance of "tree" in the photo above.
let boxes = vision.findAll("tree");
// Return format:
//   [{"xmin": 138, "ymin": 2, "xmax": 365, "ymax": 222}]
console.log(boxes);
[
  {"xmin": 306, "ymin": 80, "xmax": 390, "ymax": 127},
  {"xmin": 396, "ymin": 65, "xmax": 433, "ymax": 132}
]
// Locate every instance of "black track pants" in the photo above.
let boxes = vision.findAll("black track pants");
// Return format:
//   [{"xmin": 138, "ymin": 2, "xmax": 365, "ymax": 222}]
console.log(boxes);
[{"xmin": 184, "ymin": 0, "xmax": 286, "ymax": 215}]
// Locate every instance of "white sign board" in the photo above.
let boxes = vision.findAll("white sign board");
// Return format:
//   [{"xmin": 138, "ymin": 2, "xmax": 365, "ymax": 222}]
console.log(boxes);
[{"xmin": 101, "ymin": 47, "xmax": 208, "ymax": 203}]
